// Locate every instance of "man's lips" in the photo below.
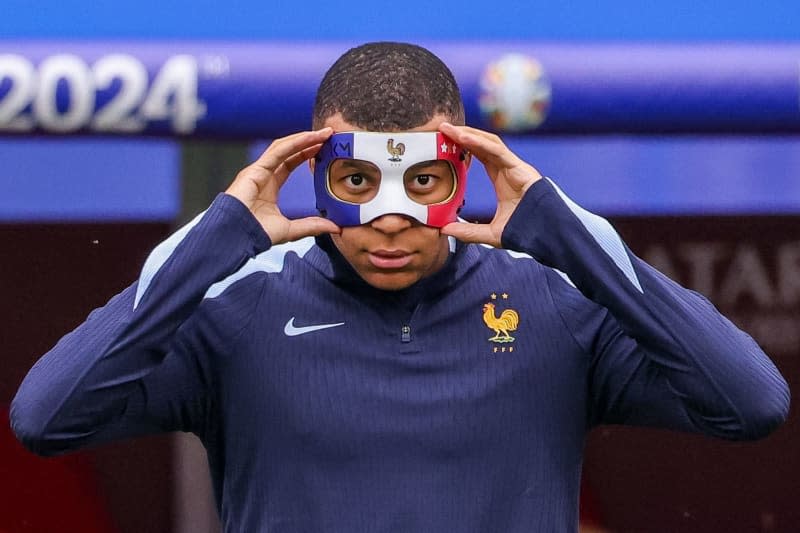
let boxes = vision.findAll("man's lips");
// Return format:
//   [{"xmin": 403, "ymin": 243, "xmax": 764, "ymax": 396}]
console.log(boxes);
[{"xmin": 367, "ymin": 249, "xmax": 414, "ymax": 269}]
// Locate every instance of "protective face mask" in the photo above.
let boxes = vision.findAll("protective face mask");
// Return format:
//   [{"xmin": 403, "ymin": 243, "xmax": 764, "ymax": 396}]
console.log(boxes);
[{"xmin": 314, "ymin": 131, "xmax": 468, "ymax": 227}]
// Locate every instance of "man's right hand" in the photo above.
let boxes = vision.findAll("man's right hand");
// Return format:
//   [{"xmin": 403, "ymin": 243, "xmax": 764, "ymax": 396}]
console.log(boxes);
[{"xmin": 225, "ymin": 128, "xmax": 341, "ymax": 245}]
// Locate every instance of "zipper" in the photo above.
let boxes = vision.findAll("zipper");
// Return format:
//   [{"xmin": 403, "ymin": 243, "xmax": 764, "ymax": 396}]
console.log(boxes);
[
  {"xmin": 398, "ymin": 301, "xmax": 422, "ymax": 345},
  {"xmin": 400, "ymin": 324, "xmax": 411, "ymax": 343}
]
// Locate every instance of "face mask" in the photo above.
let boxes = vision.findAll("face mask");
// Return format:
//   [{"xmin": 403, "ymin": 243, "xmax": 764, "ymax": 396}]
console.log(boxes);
[{"xmin": 314, "ymin": 131, "xmax": 468, "ymax": 227}]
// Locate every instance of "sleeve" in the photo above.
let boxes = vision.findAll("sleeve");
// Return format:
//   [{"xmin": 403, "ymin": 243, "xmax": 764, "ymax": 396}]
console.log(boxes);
[
  {"xmin": 10, "ymin": 193, "xmax": 271, "ymax": 456},
  {"xmin": 502, "ymin": 178, "xmax": 790, "ymax": 440}
]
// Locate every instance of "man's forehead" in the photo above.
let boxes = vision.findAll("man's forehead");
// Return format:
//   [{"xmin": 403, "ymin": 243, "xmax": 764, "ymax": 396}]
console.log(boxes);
[{"xmin": 321, "ymin": 112, "xmax": 452, "ymax": 133}]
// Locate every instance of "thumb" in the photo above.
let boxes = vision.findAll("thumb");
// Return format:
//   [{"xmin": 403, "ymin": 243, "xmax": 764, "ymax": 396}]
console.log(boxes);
[
  {"xmin": 440, "ymin": 221, "xmax": 500, "ymax": 248},
  {"xmin": 285, "ymin": 216, "xmax": 341, "ymax": 242}
]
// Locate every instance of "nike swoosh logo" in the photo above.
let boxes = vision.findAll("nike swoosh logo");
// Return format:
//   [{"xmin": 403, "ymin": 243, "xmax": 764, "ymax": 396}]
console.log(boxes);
[{"xmin": 284, "ymin": 317, "xmax": 345, "ymax": 336}]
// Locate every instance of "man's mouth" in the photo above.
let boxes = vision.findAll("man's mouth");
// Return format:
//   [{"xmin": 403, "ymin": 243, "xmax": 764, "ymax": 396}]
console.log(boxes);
[{"xmin": 367, "ymin": 249, "xmax": 413, "ymax": 269}]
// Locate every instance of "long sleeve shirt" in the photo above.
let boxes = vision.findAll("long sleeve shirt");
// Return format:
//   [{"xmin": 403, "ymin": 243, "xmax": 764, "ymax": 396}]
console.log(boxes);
[{"xmin": 11, "ymin": 178, "xmax": 790, "ymax": 532}]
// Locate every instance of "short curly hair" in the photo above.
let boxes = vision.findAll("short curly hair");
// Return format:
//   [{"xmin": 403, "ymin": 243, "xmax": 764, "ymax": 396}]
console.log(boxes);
[{"xmin": 313, "ymin": 42, "xmax": 465, "ymax": 131}]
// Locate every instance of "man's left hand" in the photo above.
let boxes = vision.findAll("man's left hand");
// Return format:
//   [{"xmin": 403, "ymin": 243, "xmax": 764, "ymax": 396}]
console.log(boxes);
[{"xmin": 438, "ymin": 123, "xmax": 542, "ymax": 248}]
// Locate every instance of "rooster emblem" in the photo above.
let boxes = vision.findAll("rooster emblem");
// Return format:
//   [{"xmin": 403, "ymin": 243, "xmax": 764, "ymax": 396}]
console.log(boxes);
[
  {"xmin": 387, "ymin": 138, "xmax": 405, "ymax": 161},
  {"xmin": 482, "ymin": 302, "xmax": 519, "ymax": 343}
]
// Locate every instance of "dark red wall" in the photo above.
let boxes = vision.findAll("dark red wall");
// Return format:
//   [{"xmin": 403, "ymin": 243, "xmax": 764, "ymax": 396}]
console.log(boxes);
[
  {"xmin": 1, "ymin": 222, "xmax": 173, "ymax": 533},
  {"xmin": 584, "ymin": 215, "xmax": 800, "ymax": 533}
]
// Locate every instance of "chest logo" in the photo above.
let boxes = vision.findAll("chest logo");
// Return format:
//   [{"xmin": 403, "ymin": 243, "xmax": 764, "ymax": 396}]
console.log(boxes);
[
  {"xmin": 284, "ymin": 317, "xmax": 345, "ymax": 336},
  {"xmin": 482, "ymin": 293, "xmax": 519, "ymax": 351}
]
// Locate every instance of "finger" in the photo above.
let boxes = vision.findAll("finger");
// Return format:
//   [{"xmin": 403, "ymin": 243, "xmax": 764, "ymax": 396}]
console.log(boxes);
[
  {"xmin": 265, "ymin": 143, "xmax": 324, "ymax": 190},
  {"xmin": 440, "ymin": 122, "xmax": 504, "ymax": 144},
  {"xmin": 255, "ymin": 128, "xmax": 333, "ymax": 172},
  {"xmin": 439, "ymin": 123, "xmax": 519, "ymax": 169},
  {"xmin": 279, "ymin": 143, "xmax": 324, "ymax": 179},
  {"xmin": 440, "ymin": 221, "xmax": 500, "ymax": 248},
  {"xmin": 445, "ymin": 123, "xmax": 503, "ymax": 143},
  {"xmin": 285, "ymin": 216, "xmax": 341, "ymax": 242},
  {"xmin": 446, "ymin": 130, "xmax": 512, "ymax": 162},
  {"xmin": 252, "ymin": 131, "xmax": 306, "ymax": 166}
]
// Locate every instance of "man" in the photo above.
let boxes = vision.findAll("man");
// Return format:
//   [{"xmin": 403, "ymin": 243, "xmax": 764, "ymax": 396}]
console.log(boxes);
[{"xmin": 11, "ymin": 42, "xmax": 789, "ymax": 532}]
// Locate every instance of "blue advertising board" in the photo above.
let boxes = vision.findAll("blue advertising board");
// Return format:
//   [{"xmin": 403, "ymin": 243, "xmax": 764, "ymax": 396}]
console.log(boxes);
[{"xmin": 2, "ymin": 42, "xmax": 800, "ymax": 138}]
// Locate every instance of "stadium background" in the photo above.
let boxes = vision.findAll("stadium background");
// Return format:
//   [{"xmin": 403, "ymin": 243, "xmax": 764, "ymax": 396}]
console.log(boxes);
[{"xmin": 1, "ymin": 1, "xmax": 799, "ymax": 532}]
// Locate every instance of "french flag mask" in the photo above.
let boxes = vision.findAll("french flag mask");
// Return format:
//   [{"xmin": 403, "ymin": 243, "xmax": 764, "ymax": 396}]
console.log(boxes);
[{"xmin": 313, "ymin": 132, "xmax": 469, "ymax": 227}]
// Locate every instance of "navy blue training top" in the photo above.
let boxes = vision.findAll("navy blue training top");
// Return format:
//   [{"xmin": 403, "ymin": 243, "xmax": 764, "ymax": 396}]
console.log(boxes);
[{"xmin": 11, "ymin": 178, "xmax": 789, "ymax": 532}]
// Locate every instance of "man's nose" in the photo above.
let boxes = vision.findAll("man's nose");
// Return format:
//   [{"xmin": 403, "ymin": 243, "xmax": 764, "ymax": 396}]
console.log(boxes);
[{"xmin": 369, "ymin": 213, "xmax": 414, "ymax": 234}]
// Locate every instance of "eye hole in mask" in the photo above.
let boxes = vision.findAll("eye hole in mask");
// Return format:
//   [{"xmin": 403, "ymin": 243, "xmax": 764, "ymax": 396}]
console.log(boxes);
[{"xmin": 327, "ymin": 159, "xmax": 457, "ymax": 206}]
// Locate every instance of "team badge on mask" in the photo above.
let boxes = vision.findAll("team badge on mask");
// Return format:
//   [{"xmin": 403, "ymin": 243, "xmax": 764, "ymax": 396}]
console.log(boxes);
[{"xmin": 314, "ymin": 132, "xmax": 469, "ymax": 227}]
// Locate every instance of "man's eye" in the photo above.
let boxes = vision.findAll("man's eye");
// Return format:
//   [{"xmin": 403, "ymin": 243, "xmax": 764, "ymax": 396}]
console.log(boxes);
[
  {"xmin": 346, "ymin": 174, "xmax": 366, "ymax": 187},
  {"xmin": 411, "ymin": 174, "xmax": 436, "ymax": 188}
]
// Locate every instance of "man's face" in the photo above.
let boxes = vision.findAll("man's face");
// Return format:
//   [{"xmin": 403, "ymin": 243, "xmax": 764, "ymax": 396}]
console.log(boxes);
[{"xmin": 319, "ymin": 113, "xmax": 455, "ymax": 291}]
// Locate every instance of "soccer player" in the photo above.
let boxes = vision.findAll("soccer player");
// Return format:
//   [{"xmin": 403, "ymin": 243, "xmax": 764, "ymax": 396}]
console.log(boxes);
[{"xmin": 11, "ymin": 42, "xmax": 789, "ymax": 532}]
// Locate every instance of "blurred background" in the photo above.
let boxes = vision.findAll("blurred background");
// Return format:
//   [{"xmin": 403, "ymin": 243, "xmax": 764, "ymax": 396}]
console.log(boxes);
[{"xmin": 1, "ymin": 1, "xmax": 799, "ymax": 532}]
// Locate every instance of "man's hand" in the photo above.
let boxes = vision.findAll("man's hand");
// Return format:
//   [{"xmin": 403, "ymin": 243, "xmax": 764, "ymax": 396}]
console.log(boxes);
[
  {"xmin": 438, "ymin": 123, "xmax": 542, "ymax": 248},
  {"xmin": 225, "ymin": 128, "xmax": 341, "ymax": 245}
]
